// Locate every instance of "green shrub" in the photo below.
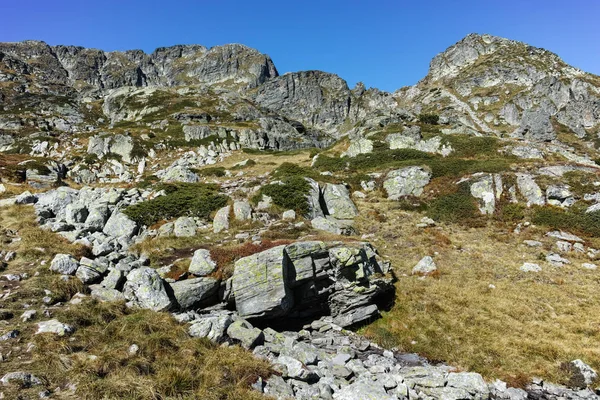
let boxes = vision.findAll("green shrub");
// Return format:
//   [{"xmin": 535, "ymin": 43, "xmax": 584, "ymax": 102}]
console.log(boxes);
[
  {"xmin": 427, "ymin": 184, "xmax": 479, "ymax": 223},
  {"xmin": 428, "ymin": 158, "xmax": 511, "ymax": 179},
  {"xmin": 496, "ymin": 202, "xmax": 526, "ymax": 223},
  {"xmin": 532, "ymin": 207, "xmax": 600, "ymax": 237},
  {"xmin": 123, "ymin": 183, "xmax": 228, "ymax": 226},
  {"xmin": 255, "ymin": 176, "xmax": 311, "ymax": 215},
  {"xmin": 314, "ymin": 149, "xmax": 432, "ymax": 173},
  {"xmin": 84, "ymin": 153, "xmax": 100, "ymax": 165},
  {"xmin": 196, "ymin": 166, "xmax": 226, "ymax": 177},
  {"xmin": 105, "ymin": 152, "xmax": 122, "ymax": 162},
  {"xmin": 130, "ymin": 141, "xmax": 148, "ymax": 160},
  {"xmin": 443, "ymin": 135, "xmax": 501, "ymax": 158},
  {"xmin": 418, "ymin": 113, "xmax": 440, "ymax": 125}
]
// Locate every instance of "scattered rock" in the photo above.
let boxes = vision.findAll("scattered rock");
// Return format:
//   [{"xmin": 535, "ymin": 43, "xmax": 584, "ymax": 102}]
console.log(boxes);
[
  {"xmin": 412, "ymin": 256, "xmax": 437, "ymax": 275},
  {"xmin": 36, "ymin": 319, "xmax": 75, "ymax": 336},
  {"xmin": 189, "ymin": 249, "xmax": 217, "ymax": 276},
  {"xmin": 520, "ymin": 263, "xmax": 542, "ymax": 272}
]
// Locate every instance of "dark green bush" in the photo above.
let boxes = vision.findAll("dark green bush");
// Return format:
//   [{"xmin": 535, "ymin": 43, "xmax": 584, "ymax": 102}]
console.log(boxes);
[
  {"xmin": 428, "ymin": 158, "xmax": 511, "ymax": 179},
  {"xmin": 255, "ymin": 176, "xmax": 311, "ymax": 215},
  {"xmin": 130, "ymin": 141, "xmax": 148, "ymax": 161},
  {"xmin": 314, "ymin": 149, "xmax": 432, "ymax": 173},
  {"xmin": 532, "ymin": 207, "xmax": 600, "ymax": 237},
  {"xmin": 84, "ymin": 153, "xmax": 100, "ymax": 165},
  {"xmin": 443, "ymin": 135, "xmax": 501, "ymax": 158},
  {"xmin": 418, "ymin": 113, "xmax": 440, "ymax": 125},
  {"xmin": 427, "ymin": 184, "xmax": 479, "ymax": 224},
  {"xmin": 495, "ymin": 202, "xmax": 526, "ymax": 223},
  {"xmin": 196, "ymin": 166, "xmax": 226, "ymax": 177},
  {"xmin": 123, "ymin": 183, "xmax": 228, "ymax": 226}
]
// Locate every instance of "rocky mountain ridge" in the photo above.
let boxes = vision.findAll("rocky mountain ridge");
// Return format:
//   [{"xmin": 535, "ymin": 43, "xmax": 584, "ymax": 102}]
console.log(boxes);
[{"xmin": 1, "ymin": 33, "xmax": 600, "ymax": 399}]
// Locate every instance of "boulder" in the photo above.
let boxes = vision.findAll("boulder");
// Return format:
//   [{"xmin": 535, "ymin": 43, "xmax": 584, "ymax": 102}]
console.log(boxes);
[
  {"xmin": 189, "ymin": 249, "xmax": 217, "ymax": 277},
  {"xmin": 36, "ymin": 319, "xmax": 75, "ymax": 336},
  {"xmin": 564, "ymin": 359, "xmax": 598, "ymax": 388},
  {"xmin": 226, "ymin": 319, "xmax": 264, "ymax": 349},
  {"xmin": 232, "ymin": 245, "xmax": 293, "ymax": 319},
  {"xmin": 305, "ymin": 178, "xmax": 325, "ymax": 219},
  {"xmin": 343, "ymin": 137, "xmax": 373, "ymax": 157},
  {"xmin": 383, "ymin": 167, "xmax": 431, "ymax": 199},
  {"xmin": 282, "ymin": 210, "xmax": 296, "ymax": 220},
  {"xmin": 65, "ymin": 202, "xmax": 88, "ymax": 225},
  {"xmin": 412, "ymin": 256, "xmax": 437, "ymax": 275},
  {"xmin": 322, "ymin": 183, "xmax": 358, "ymax": 219},
  {"xmin": 50, "ymin": 254, "xmax": 79, "ymax": 275},
  {"xmin": 188, "ymin": 312, "xmax": 233, "ymax": 342},
  {"xmin": 470, "ymin": 174, "xmax": 502, "ymax": 215},
  {"xmin": 233, "ymin": 200, "xmax": 252, "ymax": 221},
  {"xmin": 170, "ymin": 277, "xmax": 220, "ymax": 310},
  {"xmin": 173, "ymin": 216, "xmax": 197, "ymax": 237},
  {"xmin": 123, "ymin": 267, "xmax": 172, "ymax": 312},
  {"xmin": 0, "ymin": 372, "xmax": 42, "ymax": 387},
  {"xmin": 520, "ymin": 262, "xmax": 542, "ymax": 272},
  {"xmin": 213, "ymin": 205, "xmax": 230, "ymax": 233},
  {"xmin": 516, "ymin": 174, "xmax": 545, "ymax": 207},
  {"xmin": 103, "ymin": 211, "xmax": 139, "ymax": 238}
]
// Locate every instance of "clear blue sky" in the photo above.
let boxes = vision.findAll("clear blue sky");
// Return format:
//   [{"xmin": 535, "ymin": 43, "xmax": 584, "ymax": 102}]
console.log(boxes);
[{"xmin": 2, "ymin": 0, "xmax": 599, "ymax": 92}]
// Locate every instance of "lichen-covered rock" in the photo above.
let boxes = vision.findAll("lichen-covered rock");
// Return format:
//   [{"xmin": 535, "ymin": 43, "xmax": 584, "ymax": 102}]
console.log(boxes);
[
  {"xmin": 123, "ymin": 267, "xmax": 172, "ymax": 312},
  {"xmin": 188, "ymin": 311, "xmax": 233, "ymax": 342},
  {"xmin": 383, "ymin": 166, "xmax": 431, "ymax": 199},
  {"xmin": 564, "ymin": 359, "xmax": 598, "ymax": 389},
  {"xmin": 233, "ymin": 200, "xmax": 252, "ymax": 221},
  {"xmin": 343, "ymin": 137, "xmax": 373, "ymax": 157},
  {"xmin": 470, "ymin": 173, "xmax": 502, "ymax": 214},
  {"xmin": 50, "ymin": 254, "xmax": 79, "ymax": 275},
  {"xmin": 232, "ymin": 245, "xmax": 293, "ymax": 319},
  {"xmin": 514, "ymin": 109, "xmax": 556, "ymax": 141},
  {"xmin": 103, "ymin": 211, "xmax": 139, "ymax": 238},
  {"xmin": 170, "ymin": 277, "xmax": 220, "ymax": 310},
  {"xmin": 226, "ymin": 319, "xmax": 264, "ymax": 349},
  {"xmin": 189, "ymin": 249, "xmax": 217, "ymax": 277},
  {"xmin": 322, "ymin": 183, "xmax": 358, "ymax": 220},
  {"xmin": 412, "ymin": 256, "xmax": 437, "ymax": 275},
  {"xmin": 516, "ymin": 173, "xmax": 545, "ymax": 207},
  {"xmin": 213, "ymin": 205, "xmax": 230, "ymax": 233},
  {"xmin": 173, "ymin": 216, "xmax": 197, "ymax": 237}
]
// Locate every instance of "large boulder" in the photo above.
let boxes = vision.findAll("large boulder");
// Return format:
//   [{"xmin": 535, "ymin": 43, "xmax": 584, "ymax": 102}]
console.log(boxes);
[
  {"xmin": 232, "ymin": 245, "xmax": 293, "ymax": 319},
  {"xmin": 50, "ymin": 254, "xmax": 79, "ymax": 275},
  {"xmin": 169, "ymin": 277, "xmax": 220, "ymax": 310},
  {"xmin": 322, "ymin": 183, "xmax": 358, "ymax": 219},
  {"xmin": 383, "ymin": 167, "xmax": 431, "ymax": 199},
  {"xmin": 516, "ymin": 173, "xmax": 545, "ymax": 206},
  {"xmin": 103, "ymin": 211, "xmax": 139, "ymax": 238},
  {"xmin": 189, "ymin": 249, "xmax": 217, "ymax": 277},
  {"xmin": 213, "ymin": 205, "xmax": 230, "ymax": 233},
  {"xmin": 123, "ymin": 267, "xmax": 172, "ymax": 312}
]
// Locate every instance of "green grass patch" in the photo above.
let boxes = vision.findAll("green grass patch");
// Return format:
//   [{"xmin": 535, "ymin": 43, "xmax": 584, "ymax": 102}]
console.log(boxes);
[
  {"xmin": 123, "ymin": 183, "xmax": 228, "ymax": 226},
  {"xmin": 195, "ymin": 166, "xmax": 226, "ymax": 177}
]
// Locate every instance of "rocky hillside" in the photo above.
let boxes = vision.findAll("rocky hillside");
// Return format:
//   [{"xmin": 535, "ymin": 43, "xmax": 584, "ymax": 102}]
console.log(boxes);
[{"xmin": 1, "ymin": 34, "xmax": 600, "ymax": 399}]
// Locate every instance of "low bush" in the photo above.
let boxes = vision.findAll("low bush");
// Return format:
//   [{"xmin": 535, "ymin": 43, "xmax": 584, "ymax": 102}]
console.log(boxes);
[
  {"xmin": 427, "ymin": 183, "xmax": 479, "ymax": 224},
  {"xmin": 256, "ymin": 176, "xmax": 311, "ymax": 215},
  {"xmin": 123, "ymin": 183, "xmax": 228, "ymax": 226},
  {"xmin": 532, "ymin": 207, "xmax": 600, "ymax": 237},
  {"xmin": 196, "ymin": 166, "xmax": 226, "ymax": 177},
  {"xmin": 418, "ymin": 113, "xmax": 440, "ymax": 125},
  {"xmin": 443, "ymin": 135, "xmax": 501, "ymax": 158}
]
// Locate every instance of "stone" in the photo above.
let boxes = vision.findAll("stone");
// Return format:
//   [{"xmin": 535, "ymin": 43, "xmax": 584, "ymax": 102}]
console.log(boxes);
[
  {"xmin": 123, "ymin": 267, "xmax": 172, "ymax": 312},
  {"xmin": 264, "ymin": 375, "xmax": 295, "ymax": 398},
  {"xmin": 102, "ymin": 269, "xmax": 125, "ymax": 290},
  {"xmin": 333, "ymin": 379, "xmax": 396, "ymax": 400},
  {"xmin": 322, "ymin": 183, "xmax": 359, "ymax": 219},
  {"xmin": 546, "ymin": 253, "xmax": 570, "ymax": 267},
  {"xmin": 90, "ymin": 286, "xmax": 127, "ymax": 302},
  {"xmin": 15, "ymin": 191, "xmax": 38, "ymax": 204},
  {"xmin": 170, "ymin": 277, "xmax": 220, "ymax": 310},
  {"xmin": 511, "ymin": 145, "xmax": 544, "ymax": 159},
  {"xmin": 282, "ymin": 209, "xmax": 296, "ymax": 220},
  {"xmin": 226, "ymin": 319, "xmax": 264, "ymax": 349},
  {"xmin": 412, "ymin": 256, "xmax": 437, "ymax": 275},
  {"xmin": 50, "ymin": 254, "xmax": 79, "ymax": 275},
  {"xmin": 582, "ymin": 263, "xmax": 597, "ymax": 270},
  {"xmin": 564, "ymin": 359, "xmax": 598, "ymax": 388},
  {"xmin": 85, "ymin": 205, "xmax": 110, "ymax": 231},
  {"xmin": 75, "ymin": 264, "xmax": 103, "ymax": 284},
  {"xmin": 383, "ymin": 166, "xmax": 431, "ymax": 199},
  {"xmin": 65, "ymin": 202, "xmax": 88, "ymax": 225},
  {"xmin": 520, "ymin": 262, "xmax": 542, "ymax": 272},
  {"xmin": 1, "ymin": 372, "xmax": 42, "ymax": 387},
  {"xmin": 189, "ymin": 312, "xmax": 233, "ymax": 342},
  {"xmin": 311, "ymin": 216, "xmax": 354, "ymax": 235},
  {"xmin": 343, "ymin": 137, "xmax": 373, "ymax": 157},
  {"xmin": 546, "ymin": 231, "xmax": 584, "ymax": 243},
  {"xmin": 233, "ymin": 200, "xmax": 252, "ymax": 221},
  {"xmin": 276, "ymin": 355, "xmax": 318, "ymax": 382},
  {"xmin": 36, "ymin": 319, "xmax": 75, "ymax": 336},
  {"xmin": 173, "ymin": 217, "xmax": 197, "ymax": 237},
  {"xmin": 189, "ymin": 249, "xmax": 217, "ymax": 277},
  {"xmin": 232, "ymin": 245, "xmax": 293, "ymax": 319},
  {"xmin": 103, "ymin": 211, "xmax": 138, "ymax": 238},
  {"xmin": 305, "ymin": 178, "xmax": 325, "ymax": 219},
  {"xmin": 516, "ymin": 174, "xmax": 545, "ymax": 206},
  {"xmin": 213, "ymin": 205, "xmax": 230, "ymax": 233},
  {"xmin": 547, "ymin": 185, "xmax": 575, "ymax": 207},
  {"xmin": 470, "ymin": 174, "xmax": 501, "ymax": 214},
  {"xmin": 447, "ymin": 372, "xmax": 489, "ymax": 400}
]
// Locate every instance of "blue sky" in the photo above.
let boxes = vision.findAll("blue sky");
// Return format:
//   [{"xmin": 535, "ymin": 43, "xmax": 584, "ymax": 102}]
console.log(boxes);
[{"xmin": 2, "ymin": 0, "xmax": 599, "ymax": 92}]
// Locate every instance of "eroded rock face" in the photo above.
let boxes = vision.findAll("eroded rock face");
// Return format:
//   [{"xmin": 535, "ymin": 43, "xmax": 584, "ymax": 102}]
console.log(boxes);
[{"xmin": 231, "ymin": 241, "xmax": 393, "ymax": 327}]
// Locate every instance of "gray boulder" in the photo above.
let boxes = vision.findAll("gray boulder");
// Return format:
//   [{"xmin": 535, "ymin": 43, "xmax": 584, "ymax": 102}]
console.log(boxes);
[
  {"xmin": 189, "ymin": 249, "xmax": 217, "ymax": 277},
  {"xmin": 516, "ymin": 174, "xmax": 545, "ymax": 206},
  {"xmin": 50, "ymin": 254, "xmax": 79, "ymax": 275},
  {"xmin": 383, "ymin": 167, "xmax": 431, "ymax": 199},
  {"xmin": 213, "ymin": 205, "xmax": 230, "ymax": 233},
  {"xmin": 343, "ymin": 137, "xmax": 373, "ymax": 157},
  {"xmin": 565, "ymin": 359, "xmax": 598, "ymax": 389},
  {"xmin": 188, "ymin": 312, "xmax": 233, "ymax": 342},
  {"xmin": 232, "ymin": 245, "xmax": 293, "ymax": 319},
  {"xmin": 103, "ymin": 211, "xmax": 139, "ymax": 238},
  {"xmin": 322, "ymin": 183, "xmax": 358, "ymax": 219},
  {"xmin": 0, "ymin": 372, "xmax": 42, "ymax": 387},
  {"xmin": 173, "ymin": 216, "xmax": 197, "ymax": 237},
  {"xmin": 170, "ymin": 277, "xmax": 220, "ymax": 310},
  {"xmin": 412, "ymin": 256, "xmax": 437, "ymax": 275},
  {"xmin": 36, "ymin": 319, "xmax": 75, "ymax": 336},
  {"xmin": 123, "ymin": 267, "xmax": 172, "ymax": 312},
  {"xmin": 233, "ymin": 200, "xmax": 253, "ymax": 221},
  {"xmin": 226, "ymin": 319, "xmax": 264, "ymax": 349}
]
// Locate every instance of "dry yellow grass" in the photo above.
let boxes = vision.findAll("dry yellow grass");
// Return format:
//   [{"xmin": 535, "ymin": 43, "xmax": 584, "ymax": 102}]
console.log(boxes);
[{"xmin": 354, "ymin": 198, "xmax": 600, "ymax": 385}]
